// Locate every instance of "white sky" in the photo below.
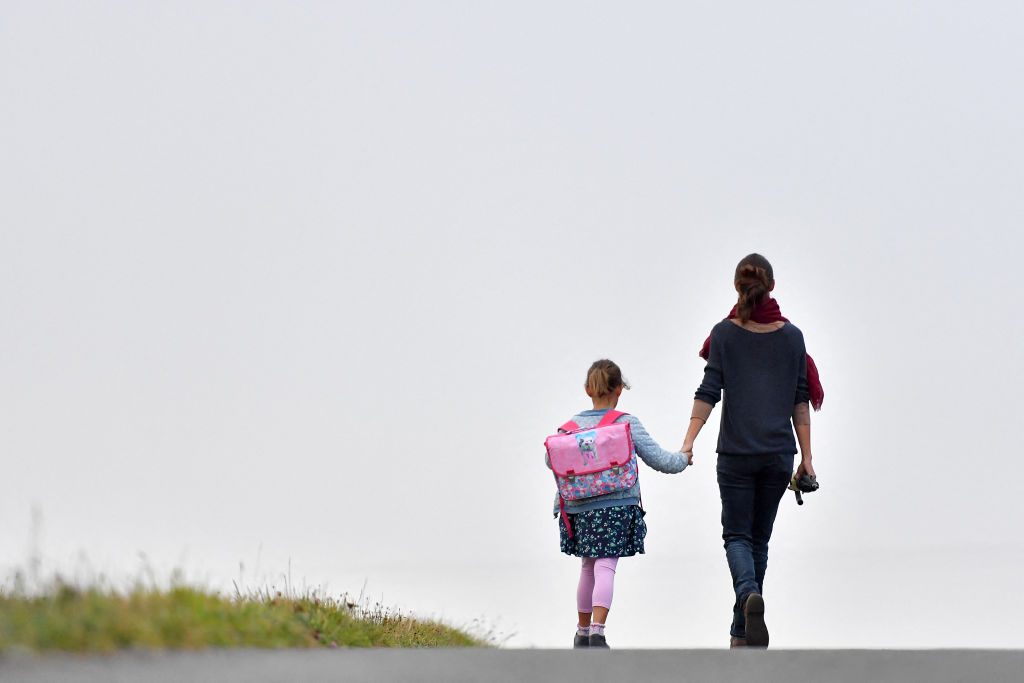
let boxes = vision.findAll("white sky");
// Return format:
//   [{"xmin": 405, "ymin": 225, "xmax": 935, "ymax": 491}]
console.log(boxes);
[{"xmin": 2, "ymin": 1, "xmax": 1023, "ymax": 649}]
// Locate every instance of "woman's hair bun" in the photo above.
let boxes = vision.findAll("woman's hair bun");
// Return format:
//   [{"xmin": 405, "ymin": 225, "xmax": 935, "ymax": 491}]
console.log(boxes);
[{"xmin": 734, "ymin": 254, "xmax": 774, "ymax": 323}]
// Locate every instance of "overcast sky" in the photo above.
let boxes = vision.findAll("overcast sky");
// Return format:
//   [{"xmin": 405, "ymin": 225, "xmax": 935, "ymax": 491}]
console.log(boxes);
[{"xmin": 2, "ymin": 1, "xmax": 1022, "ymax": 649}]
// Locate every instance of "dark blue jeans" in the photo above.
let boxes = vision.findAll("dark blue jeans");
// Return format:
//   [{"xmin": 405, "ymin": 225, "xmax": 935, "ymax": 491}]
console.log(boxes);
[{"xmin": 716, "ymin": 453, "xmax": 794, "ymax": 639}]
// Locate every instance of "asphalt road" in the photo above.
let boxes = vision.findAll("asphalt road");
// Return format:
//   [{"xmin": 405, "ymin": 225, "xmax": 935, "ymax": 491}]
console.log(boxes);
[{"xmin": 2, "ymin": 648, "xmax": 1022, "ymax": 683}]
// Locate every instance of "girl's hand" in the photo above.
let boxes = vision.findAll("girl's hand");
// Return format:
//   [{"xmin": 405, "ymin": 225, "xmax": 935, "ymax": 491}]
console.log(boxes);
[{"xmin": 680, "ymin": 444, "xmax": 694, "ymax": 466}]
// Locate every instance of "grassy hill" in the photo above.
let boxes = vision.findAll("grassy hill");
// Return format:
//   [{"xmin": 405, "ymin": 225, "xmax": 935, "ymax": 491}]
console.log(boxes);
[{"xmin": 0, "ymin": 582, "xmax": 487, "ymax": 652}]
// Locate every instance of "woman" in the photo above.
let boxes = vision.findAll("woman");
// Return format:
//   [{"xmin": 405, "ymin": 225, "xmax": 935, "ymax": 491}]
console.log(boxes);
[{"xmin": 681, "ymin": 253, "xmax": 822, "ymax": 648}]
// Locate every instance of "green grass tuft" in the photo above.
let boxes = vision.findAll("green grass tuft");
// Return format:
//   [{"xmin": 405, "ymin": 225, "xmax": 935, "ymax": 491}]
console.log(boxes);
[{"xmin": 0, "ymin": 581, "xmax": 488, "ymax": 652}]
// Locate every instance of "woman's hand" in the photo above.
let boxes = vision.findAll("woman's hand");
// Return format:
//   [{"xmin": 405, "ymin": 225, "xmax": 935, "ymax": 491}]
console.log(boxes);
[
  {"xmin": 682, "ymin": 406, "xmax": 708, "ymax": 468},
  {"xmin": 794, "ymin": 423, "xmax": 814, "ymax": 478},
  {"xmin": 681, "ymin": 443, "xmax": 694, "ymax": 466},
  {"xmin": 795, "ymin": 455, "xmax": 815, "ymax": 479}
]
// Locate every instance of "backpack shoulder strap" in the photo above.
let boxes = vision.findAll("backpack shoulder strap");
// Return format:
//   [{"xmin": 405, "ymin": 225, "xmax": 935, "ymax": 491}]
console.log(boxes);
[
  {"xmin": 560, "ymin": 411, "xmax": 629, "ymax": 432},
  {"xmin": 596, "ymin": 410, "xmax": 628, "ymax": 427}
]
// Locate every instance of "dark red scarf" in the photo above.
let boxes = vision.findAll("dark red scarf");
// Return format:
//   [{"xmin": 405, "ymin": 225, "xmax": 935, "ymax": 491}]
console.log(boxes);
[{"xmin": 698, "ymin": 297, "xmax": 824, "ymax": 411}]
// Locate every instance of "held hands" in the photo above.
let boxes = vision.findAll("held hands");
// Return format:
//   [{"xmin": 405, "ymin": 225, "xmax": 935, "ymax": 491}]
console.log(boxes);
[{"xmin": 680, "ymin": 443, "xmax": 694, "ymax": 466}]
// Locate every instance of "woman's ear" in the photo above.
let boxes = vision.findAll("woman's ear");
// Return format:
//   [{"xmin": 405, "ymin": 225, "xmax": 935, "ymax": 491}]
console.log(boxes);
[{"xmin": 769, "ymin": 281, "xmax": 776, "ymax": 292}]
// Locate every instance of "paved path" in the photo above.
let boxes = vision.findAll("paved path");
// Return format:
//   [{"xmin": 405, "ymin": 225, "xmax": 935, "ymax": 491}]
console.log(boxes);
[{"xmin": 3, "ymin": 648, "xmax": 1023, "ymax": 683}]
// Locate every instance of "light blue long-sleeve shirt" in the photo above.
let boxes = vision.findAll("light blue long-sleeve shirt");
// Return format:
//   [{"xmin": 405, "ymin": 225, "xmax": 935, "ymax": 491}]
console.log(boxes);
[{"xmin": 545, "ymin": 409, "xmax": 688, "ymax": 515}]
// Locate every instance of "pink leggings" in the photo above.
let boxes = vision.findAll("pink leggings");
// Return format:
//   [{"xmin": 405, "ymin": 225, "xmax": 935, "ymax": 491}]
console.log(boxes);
[{"xmin": 576, "ymin": 557, "xmax": 619, "ymax": 612}]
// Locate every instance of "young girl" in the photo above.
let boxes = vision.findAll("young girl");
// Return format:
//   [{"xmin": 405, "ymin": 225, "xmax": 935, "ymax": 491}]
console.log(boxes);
[{"xmin": 547, "ymin": 359, "xmax": 690, "ymax": 649}]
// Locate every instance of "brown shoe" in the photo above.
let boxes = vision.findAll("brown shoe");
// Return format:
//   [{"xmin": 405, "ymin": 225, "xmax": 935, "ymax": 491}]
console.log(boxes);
[
  {"xmin": 729, "ymin": 637, "xmax": 748, "ymax": 648},
  {"xmin": 743, "ymin": 593, "xmax": 768, "ymax": 648}
]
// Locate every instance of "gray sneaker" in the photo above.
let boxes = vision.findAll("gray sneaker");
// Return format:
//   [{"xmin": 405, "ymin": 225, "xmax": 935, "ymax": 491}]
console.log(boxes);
[
  {"xmin": 573, "ymin": 633, "xmax": 590, "ymax": 649},
  {"xmin": 743, "ymin": 593, "xmax": 768, "ymax": 648},
  {"xmin": 588, "ymin": 633, "xmax": 610, "ymax": 649}
]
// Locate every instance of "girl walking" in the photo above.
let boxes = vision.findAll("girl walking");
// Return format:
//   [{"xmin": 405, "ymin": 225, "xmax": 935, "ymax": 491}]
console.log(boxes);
[
  {"xmin": 682, "ymin": 253, "xmax": 822, "ymax": 648},
  {"xmin": 547, "ymin": 359, "xmax": 690, "ymax": 649}
]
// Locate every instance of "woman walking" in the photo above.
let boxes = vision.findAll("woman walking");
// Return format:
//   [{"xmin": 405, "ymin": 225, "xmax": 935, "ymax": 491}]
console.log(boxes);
[{"xmin": 681, "ymin": 253, "xmax": 822, "ymax": 648}]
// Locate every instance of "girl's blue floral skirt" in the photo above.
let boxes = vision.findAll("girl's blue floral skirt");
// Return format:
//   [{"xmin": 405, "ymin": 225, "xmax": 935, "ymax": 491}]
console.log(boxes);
[{"xmin": 559, "ymin": 505, "xmax": 647, "ymax": 557}]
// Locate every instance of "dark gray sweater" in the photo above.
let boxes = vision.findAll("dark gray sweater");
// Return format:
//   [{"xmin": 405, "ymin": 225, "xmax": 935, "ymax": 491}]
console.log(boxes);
[{"xmin": 695, "ymin": 320, "xmax": 810, "ymax": 455}]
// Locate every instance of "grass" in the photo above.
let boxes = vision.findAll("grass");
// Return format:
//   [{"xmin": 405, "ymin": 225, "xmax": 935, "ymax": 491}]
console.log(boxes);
[{"xmin": 0, "ymin": 579, "xmax": 489, "ymax": 652}]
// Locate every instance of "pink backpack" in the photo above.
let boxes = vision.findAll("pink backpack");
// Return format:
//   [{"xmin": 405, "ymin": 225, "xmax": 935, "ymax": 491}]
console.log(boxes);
[{"xmin": 545, "ymin": 410, "xmax": 639, "ymax": 536}]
